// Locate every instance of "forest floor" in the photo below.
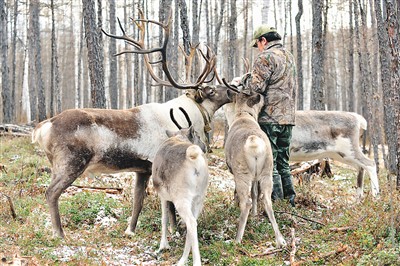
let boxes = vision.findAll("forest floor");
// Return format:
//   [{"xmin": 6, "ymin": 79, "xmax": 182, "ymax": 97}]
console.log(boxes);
[{"xmin": 0, "ymin": 132, "xmax": 399, "ymax": 265}]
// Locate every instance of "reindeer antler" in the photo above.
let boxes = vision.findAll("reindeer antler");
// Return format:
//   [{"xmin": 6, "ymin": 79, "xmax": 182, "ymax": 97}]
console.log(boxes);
[{"xmin": 102, "ymin": 9, "xmax": 216, "ymax": 89}]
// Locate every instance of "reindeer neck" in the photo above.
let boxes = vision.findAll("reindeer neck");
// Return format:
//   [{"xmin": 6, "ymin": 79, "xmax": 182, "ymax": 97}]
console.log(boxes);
[{"xmin": 235, "ymin": 109, "xmax": 258, "ymax": 120}]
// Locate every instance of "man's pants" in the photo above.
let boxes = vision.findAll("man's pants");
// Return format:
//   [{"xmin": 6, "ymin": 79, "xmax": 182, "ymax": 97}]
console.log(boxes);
[{"xmin": 259, "ymin": 123, "xmax": 296, "ymax": 200}]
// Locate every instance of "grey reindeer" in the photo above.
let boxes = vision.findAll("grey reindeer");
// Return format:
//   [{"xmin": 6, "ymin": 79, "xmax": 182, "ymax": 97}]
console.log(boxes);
[
  {"xmin": 224, "ymin": 91, "xmax": 286, "ymax": 247},
  {"xmin": 152, "ymin": 107, "xmax": 209, "ymax": 266}
]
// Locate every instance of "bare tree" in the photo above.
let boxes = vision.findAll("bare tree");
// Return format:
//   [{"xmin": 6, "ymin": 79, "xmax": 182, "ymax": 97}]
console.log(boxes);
[
  {"xmin": 213, "ymin": 0, "xmax": 226, "ymax": 54},
  {"xmin": 77, "ymin": 11, "xmax": 84, "ymax": 108},
  {"xmin": 228, "ymin": 0, "xmax": 237, "ymax": 80},
  {"xmin": 108, "ymin": 0, "xmax": 118, "ymax": 109},
  {"xmin": 310, "ymin": 0, "xmax": 325, "ymax": 110},
  {"xmin": 82, "ymin": 0, "xmax": 106, "ymax": 108},
  {"xmin": 295, "ymin": 0, "xmax": 304, "ymax": 110},
  {"xmin": 261, "ymin": 0, "xmax": 271, "ymax": 23},
  {"xmin": 1, "ymin": 0, "xmax": 11, "ymax": 123},
  {"xmin": 10, "ymin": 0, "xmax": 18, "ymax": 121},
  {"xmin": 123, "ymin": 0, "xmax": 132, "ymax": 108},
  {"xmin": 375, "ymin": 0, "xmax": 397, "ymax": 177},
  {"xmin": 50, "ymin": 0, "xmax": 61, "ymax": 116},
  {"xmin": 28, "ymin": 0, "xmax": 46, "ymax": 122},
  {"xmin": 179, "ymin": 0, "xmax": 191, "ymax": 57},
  {"xmin": 385, "ymin": 0, "xmax": 400, "ymax": 186},
  {"xmin": 347, "ymin": 0, "xmax": 356, "ymax": 112}
]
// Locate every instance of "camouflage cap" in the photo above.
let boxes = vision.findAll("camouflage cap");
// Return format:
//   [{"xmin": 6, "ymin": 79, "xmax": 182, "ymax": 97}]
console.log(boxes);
[{"xmin": 250, "ymin": 25, "xmax": 277, "ymax": 47}]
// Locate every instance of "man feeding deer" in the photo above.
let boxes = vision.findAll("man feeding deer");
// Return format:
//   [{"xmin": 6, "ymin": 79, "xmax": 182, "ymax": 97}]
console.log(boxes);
[{"xmin": 242, "ymin": 25, "xmax": 298, "ymax": 207}]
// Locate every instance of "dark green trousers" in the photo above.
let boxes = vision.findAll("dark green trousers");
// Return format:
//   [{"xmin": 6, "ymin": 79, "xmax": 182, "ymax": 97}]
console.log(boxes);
[{"xmin": 259, "ymin": 123, "xmax": 296, "ymax": 200}]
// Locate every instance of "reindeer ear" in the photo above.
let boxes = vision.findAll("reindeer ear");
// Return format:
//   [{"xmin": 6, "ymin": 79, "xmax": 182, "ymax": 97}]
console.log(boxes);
[
  {"xmin": 166, "ymin": 130, "xmax": 175, "ymax": 138},
  {"xmin": 194, "ymin": 90, "xmax": 204, "ymax": 102},
  {"xmin": 247, "ymin": 93, "xmax": 261, "ymax": 107}
]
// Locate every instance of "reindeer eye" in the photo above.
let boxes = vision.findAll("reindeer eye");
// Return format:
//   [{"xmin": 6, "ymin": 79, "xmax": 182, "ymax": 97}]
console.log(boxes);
[{"xmin": 208, "ymin": 89, "xmax": 216, "ymax": 96}]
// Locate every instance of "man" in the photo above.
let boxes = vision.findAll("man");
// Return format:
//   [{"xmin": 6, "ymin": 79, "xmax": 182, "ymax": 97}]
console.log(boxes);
[{"xmin": 244, "ymin": 25, "xmax": 297, "ymax": 207}]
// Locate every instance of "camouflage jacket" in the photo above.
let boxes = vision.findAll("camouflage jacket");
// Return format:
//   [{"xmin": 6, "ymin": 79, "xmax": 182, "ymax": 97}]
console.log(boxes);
[{"xmin": 247, "ymin": 40, "xmax": 297, "ymax": 125}]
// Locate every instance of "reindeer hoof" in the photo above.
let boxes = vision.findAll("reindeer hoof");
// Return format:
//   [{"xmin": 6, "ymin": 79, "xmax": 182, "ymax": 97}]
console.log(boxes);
[{"xmin": 124, "ymin": 227, "xmax": 135, "ymax": 236}]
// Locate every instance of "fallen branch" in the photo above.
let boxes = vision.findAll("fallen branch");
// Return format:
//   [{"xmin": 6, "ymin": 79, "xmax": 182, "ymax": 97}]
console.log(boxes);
[
  {"xmin": 294, "ymin": 244, "xmax": 348, "ymax": 265},
  {"xmin": 275, "ymin": 211, "xmax": 326, "ymax": 226},
  {"xmin": 329, "ymin": 226, "xmax": 356, "ymax": 232},
  {"xmin": 317, "ymin": 244, "xmax": 348, "ymax": 260},
  {"xmin": 70, "ymin": 184, "xmax": 123, "ymax": 194},
  {"xmin": 290, "ymin": 228, "xmax": 296, "ymax": 265},
  {"xmin": 0, "ymin": 193, "xmax": 17, "ymax": 220},
  {"xmin": 0, "ymin": 124, "xmax": 33, "ymax": 137},
  {"xmin": 291, "ymin": 159, "xmax": 333, "ymax": 178},
  {"xmin": 250, "ymin": 248, "xmax": 283, "ymax": 257}
]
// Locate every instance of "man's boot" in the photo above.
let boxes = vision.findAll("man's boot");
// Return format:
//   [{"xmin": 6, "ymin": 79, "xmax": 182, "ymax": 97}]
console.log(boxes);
[
  {"xmin": 271, "ymin": 175, "xmax": 284, "ymax": 201},
  {"xmin": 282, "ymin": 174, "xmax": 296, "ymax": 207}
]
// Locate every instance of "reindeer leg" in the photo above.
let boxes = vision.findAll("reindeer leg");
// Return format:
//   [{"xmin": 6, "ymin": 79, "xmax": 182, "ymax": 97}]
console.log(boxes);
[
  {"xmin": 356, "ymin": 168, "xmax": 365, "ymax": 198},
  {"xmin": 126, "ymin": 172, "xmax": 150, "ymax": 235},
  {"xmin": 158, "ymin": 199, "xmax": 170, "ymax": 252},
  {"xmin": 46, "ymin": 173, "xmax": 78, "ymax": 238},
  {"xmin": 175, "ymin": 201, "xmax": 201, "ymax": 266},
  {"xmin": 167, "ymin": 201, "xmax": 177, "ymax": 233},
  {"xmin": 259, "ymin": 177, "xmax": 286, "ymax": 248},
  {"xmin": 235, "ymin": 179, "xmax": 252, "ymax": 243},
  {"xmin": 251, "ymin": 181, "xmax": 258, "ymax": 217},
  {"xmin": 46, "ymin": 150, "xmax": 91, "ymax": 238}
]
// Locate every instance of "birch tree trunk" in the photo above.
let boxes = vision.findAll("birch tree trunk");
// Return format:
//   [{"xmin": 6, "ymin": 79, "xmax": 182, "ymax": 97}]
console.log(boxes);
[
  {"xmin": 28, "ymin": 0, "xmax": 46, "ymax": 122},
  {"xmin": 213, "ymin": 0, "xmax": 225, "ymax": 54},
  {"xmin": 368, "ymin": 0, "xmax": 386, "ymax": 172},
  {"xmin": 77, "ymin": 12, "xmax": 84, "ymax": 108},
  {"xmin": 108, "ymin": 0, "xmax": 118, "ymax": 108},
  {"xmin": 83, "ymin": 0, "xmax": 106, "ymax": 108},
  {"xmin": 375, "ymin": 0, "xmax": 396, "ymax": 175},
  {"xmin": 295, "ymin": 0, "xmax": 304, "ymax": 110},
  {"xmin": 0, "ymin": 0, "xmax": 11, "ymax": 123},
  {"xmin": 348, "ymin": 0, "xmax": 355, "ymax": 112},
  {"xmin": 261, "ymin": 0, "xmax": 271, "ymax": 24},
  {"xmin": 11, "ymin": 0, "xmax": 18, "ymax": 121},
  {"xmin": 50, "ymin": 0, "xmax": 61, "ymax": 116},
  {"xmin": 385, "ymin": 0, "xmax": 400, "ymax": 186},
  {"xmin": 311, "ymin": 0, "xmax": 325, "ymax": 110},
  {"xmin": 228, "ymin": 0, "xmax": 237, "ymax": 80}
]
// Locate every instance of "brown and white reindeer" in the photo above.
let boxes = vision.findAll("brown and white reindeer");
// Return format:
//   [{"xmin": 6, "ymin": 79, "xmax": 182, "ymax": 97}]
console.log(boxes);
[
  {"xmin": 32, "ymin": 10, "xmax": 234, "ymax": 238},
  {"xmin": 153, "ymin": 108, "xmax": 208, "ymax": 266},
  {"xmin": 224, "ymin": 90, "xmax": 286, "ymax": 246},
  {"xmin": 225, "ymin": 77, "xmax": 379, "ymax": 199}
]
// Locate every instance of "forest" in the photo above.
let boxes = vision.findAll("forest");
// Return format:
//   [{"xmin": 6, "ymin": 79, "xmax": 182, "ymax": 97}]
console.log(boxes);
[{"xmin": 1, "ymin": 0, "xmax": 400, "ymax": 265}]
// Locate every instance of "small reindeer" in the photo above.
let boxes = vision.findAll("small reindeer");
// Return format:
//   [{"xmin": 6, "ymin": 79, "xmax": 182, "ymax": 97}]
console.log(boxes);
[
  {"xmin": 152, "ymin": 108, "xmax": 208, "ymax": 266},
  {"xmin": 224, "ymin": 91, "xmax": 286, "ymax": 246}
]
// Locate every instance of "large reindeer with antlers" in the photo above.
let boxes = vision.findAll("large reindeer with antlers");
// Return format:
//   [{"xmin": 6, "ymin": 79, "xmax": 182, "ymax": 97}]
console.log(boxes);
[{"xmin": 32, "ymin": 10, "xmax": 234, "ymax": 238}]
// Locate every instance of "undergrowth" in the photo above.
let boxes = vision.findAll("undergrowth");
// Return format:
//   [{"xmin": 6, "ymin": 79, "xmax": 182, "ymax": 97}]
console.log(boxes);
[{"xmin": 1, "ymin": 135, "xmax": 399, "ymax": 265}]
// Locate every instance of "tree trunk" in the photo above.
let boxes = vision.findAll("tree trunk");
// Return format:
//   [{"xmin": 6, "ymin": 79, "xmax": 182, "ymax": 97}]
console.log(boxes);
[
  {"xmin": 228, "ymin": 0, "xmax": 237, "ymax": 80},
  {"xmin": 375, "ymin": 0, "xmax": 397, "ymax": 176},
  {"xmin": 50, "ymin": 0, "xmax": 61, "ymax": 116},
  {"xmin": 109, "ymin": 0, "xmax": 118, "ymax": 108},
  {"xmin": 385, "ymin": 0, "xmax": 400, "ymax": 186},
  {"xmin": 179, "ymin": 0, "xmax": 191, "ymax": 59},
  {"xmin": 11, "ymin": 0, "xmax": 18, "ymax": 121},
  {"xmin": 261, "ymin": 0, "xmax": 271, "ymax": 23},
  {"xmin": 124, "ymin": 0, "xmax": 132, "ymax": 108},
  {"xmin": 213, "ymin": 0, "xmax": 226, "ymax": 55},
  {"xmin": 357, "ymin": 0, "xmax": 380, "ymax": 172},
  {"xmin": 347, "ymin": 0, "xmax": 356, "ymax": 112},
  {"xmin": 295, "ymin": 0, "xmax": 304, "ymax": 110},
  {"xmin": 28, "ymin": 0, "xmax": 46, "ymax": 122},
  {"xmin": 310, "ymin": 0, "xmax": 325, "ymax": 110},
  {"xmin": 82, "ymin": 0, "xmax": 106, "ymax": 108},
  {"xmin": 1, "ymin": 0, "xmax": 11, "ymax": 123},
  {"xmin": 368, "ymin": 0, "xmax": 385, "ymax": 172},
  {"xmin": 77, "ymin": 12, "xmax": 84, "ymax": 108}
]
